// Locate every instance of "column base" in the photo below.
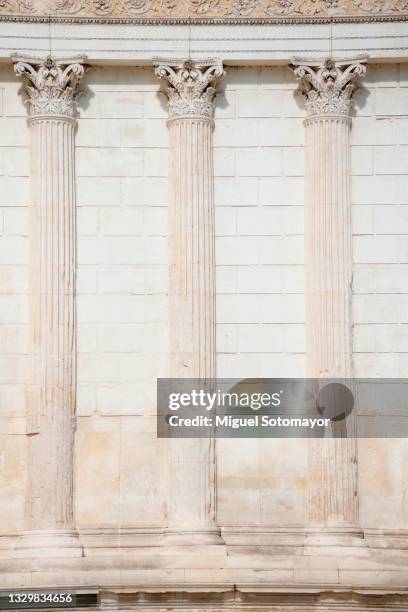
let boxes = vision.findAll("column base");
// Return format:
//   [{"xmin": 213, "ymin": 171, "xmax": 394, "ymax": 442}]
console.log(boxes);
[
  {"xmin": 304, "ymin": 525, "xmax": 368, "ymax": 552},
  {"xmin": 14, "ymin": 530, "xmax": 83, "ymax": 558},
  {"xmin": 163, "ymin": 527, "xmax": 224, "ymax": 546}
]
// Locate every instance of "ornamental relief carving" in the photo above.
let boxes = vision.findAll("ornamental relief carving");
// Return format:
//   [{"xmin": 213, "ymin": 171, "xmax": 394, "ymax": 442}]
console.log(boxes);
[
  {"xmin": 291, "ymin": 57, "xmax": 367, "ymax": 116},
  {"xmin": 13, "ymin": 55, "xmax": 86, "ymax": 117},
  {"xmin": 153, "ymin": 58, "xmax": 224, "ymax": 119},
  {"xmin": 1, "ymin": 0, "xmax": 408, "ymax": 19},
  {"xmin": 0, "ymin": 0, "xmax": 34, "ymax": 11}
]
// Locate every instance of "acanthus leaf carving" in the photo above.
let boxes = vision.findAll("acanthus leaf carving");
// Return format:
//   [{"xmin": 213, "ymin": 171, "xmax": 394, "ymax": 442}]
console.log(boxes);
[
  {"xmin": 56, "ymin": 0, "xmax": 114, "ymax": 13},
  {"xmin": 12, "ymin": 54, "xmax": 87, "ymax": 117},
  {"xmin": 54, "ymin": 0, "xmax": 83, "ymax": 11},
  {"xmin": 0, "ymin": 0, "xmax": 34, "ymax": 11},
  {"xmin": 153, "ymin": 58, "xmax": 225, "ymax": 120},
  {"xmin": 91, "ymin": 0, "xmax": 113, "ymax": 13},
  {"xmin": 290, "ymin": 57, "xmax": 367, "ymax": 117},
  {"xmin": 231, "ymin": 0, "xmax": 256, "ymax": 16},
  {"xmin": 123, "ymin": 0, "xmax": 155, "ymax": 13}
]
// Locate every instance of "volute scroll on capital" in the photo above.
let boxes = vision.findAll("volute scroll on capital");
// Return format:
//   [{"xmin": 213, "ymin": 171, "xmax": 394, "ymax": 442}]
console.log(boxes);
[
  {"xmin": 290, "ymin": 56, "xmax": 368, "ymax": 118},
  {"xmin": 153, "ymin": 58, "xmax": 225, "ymax": 121},
  {"xmin": 12, "ymin": 54, "xmax": 87, "ymax": 118}
]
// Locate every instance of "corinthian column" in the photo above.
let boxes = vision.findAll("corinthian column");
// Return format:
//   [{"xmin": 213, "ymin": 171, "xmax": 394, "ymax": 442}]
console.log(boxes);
[
  {"xmin": 291, "ymin": 58, "xmax": 366, "ymax": 538},
  {"xmin": 13, "ymin": 55, "xmax": 86, "ymax": 556},
  {"xmin": 153, "ymin": 58, "xmax": 224, "ymax": 543}
]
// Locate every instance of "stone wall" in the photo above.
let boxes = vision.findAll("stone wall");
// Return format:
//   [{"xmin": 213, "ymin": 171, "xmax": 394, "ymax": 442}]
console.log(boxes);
[
  {"xmin": 1, "ymin": 62, "xmax": 408, "ymax": 535},
  {"xmin": 0, "ymin": 63, "xmax": 29, "ymax": 534}
]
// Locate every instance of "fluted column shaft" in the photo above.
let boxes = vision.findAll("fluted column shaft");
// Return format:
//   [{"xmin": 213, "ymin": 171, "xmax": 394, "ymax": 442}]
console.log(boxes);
[
  {"xmin": 305, "ymin": 114, "xmax": 357, "ymax": 525},
  {"xmin": 168, "ymin": 117, "xmax": 216, "ymax": 531},
  {"xmin": 305, "ymin": 114, "xmax": 353, "ymax": 381},
  {"xmin": 169, "ymin": 117, "xmax": 216, "ymax": 380},
  {"xmin": 27, "ymin": 115, "xmax": 76, "ymax": 530},
  {"xmin": 154, "ymin": 59, "xmax": 224, "ymax": 539},
  {"xmin": 13, "ymin": 56, "xmax": 85, "ymax": 549},
  {"xmin": 292, "ymin": 58, "xmax": 366, "ymax": 528}
]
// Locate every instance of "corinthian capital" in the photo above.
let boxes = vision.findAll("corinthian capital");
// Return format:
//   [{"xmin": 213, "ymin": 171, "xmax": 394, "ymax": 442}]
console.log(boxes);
[
  {"xmin": 12, "ymin": 54, "xmax": 87, "ymax": 118},
  {"xmin": 290, "ymin": 57, "xmax": 367, "ymax": 117},
  {"xmin": 153, "ymin": 58, "xmax": 224, "ymax": 120}
]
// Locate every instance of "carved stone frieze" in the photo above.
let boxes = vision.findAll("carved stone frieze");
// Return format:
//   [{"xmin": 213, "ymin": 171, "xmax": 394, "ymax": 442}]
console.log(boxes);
[
  {"xmin": 1, "ymin": 0, "xmax": 408, "ymax": 22},
  {"xmin": 291, "ymin": 57, "xmax": 367, "ymax": 116},
  {"xmin": 153, "ymin": 58, "xmax": 224, "ymax": 120},
  {"xmin": 0, "ymin": 0, "xmax": 34, "ymax": 12},
  {"xmin": 12, "ymin": 55, "xmax": 86, "ymax": 117}
]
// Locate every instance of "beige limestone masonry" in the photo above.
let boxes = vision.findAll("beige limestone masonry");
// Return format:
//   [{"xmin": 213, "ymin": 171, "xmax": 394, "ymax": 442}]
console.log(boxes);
[{"xmin": 0, "ymin": 42, "xmax": 408, "ymax": 611}]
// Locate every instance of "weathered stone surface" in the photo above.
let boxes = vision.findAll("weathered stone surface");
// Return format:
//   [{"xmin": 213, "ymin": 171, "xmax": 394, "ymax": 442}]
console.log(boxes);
[
  {"xmin": 1, "ymin": 0, "xmax": 408, "ymax": 22},
  {"xmin": 291, "ymin": 58, "xmax": 366, "ymax": 531},
  {"xmin": 153, "ymin": 58, "xmax": 224, "ymax": 542},
  {"xmin": 0, "ymin": 57, "xmax": 407, "ymax": 605},
  {"xmin": 12, "ymin": 56, "xmax": 86, "ymax": 556}
]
